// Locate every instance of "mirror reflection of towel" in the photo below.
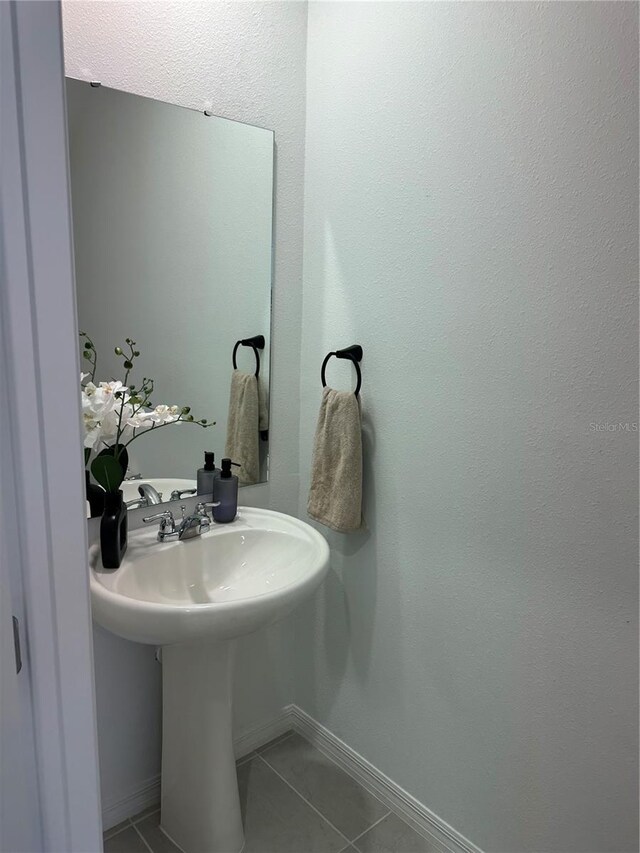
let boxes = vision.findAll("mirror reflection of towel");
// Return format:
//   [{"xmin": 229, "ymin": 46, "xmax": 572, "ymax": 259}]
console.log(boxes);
[
  {"xmin": 307, "ymin": 387, "xmax": 363, "ymax": 532},
  {"xmin": 258, "ymin": 378, "xmax": 269, "ymax": 432},
  {"xmin": 225, "ymin": 370, "xmax": 259, "ymax": 485}
]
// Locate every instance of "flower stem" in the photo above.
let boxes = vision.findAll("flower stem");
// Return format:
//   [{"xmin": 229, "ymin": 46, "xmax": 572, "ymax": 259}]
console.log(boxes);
[{"xmin": 121, "ymin": 415, "xmax": 213, "ymax": 449}]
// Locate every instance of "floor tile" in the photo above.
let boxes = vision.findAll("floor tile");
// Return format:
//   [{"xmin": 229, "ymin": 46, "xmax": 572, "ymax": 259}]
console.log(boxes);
[
  {"xmin": 353, "ymin": 812, "xmax": 437, "ymax": 853},
  {"xmin": 136, "ymin": 813, "xmax": 181, "ymax": 853},
  {"xmin": 103, "ymin": 825, "xmax": 148, "ymax": 853},
  {"xmin": 238, "ymin": 755, "xmax": 346, "ymax": 853},
  {"xmin": 103, "ymin": 820, "xmax": 130, "ymax": 841},
  {"xmin": 261, "ymin": 732, "xmax": 388, "ymax": 841}
]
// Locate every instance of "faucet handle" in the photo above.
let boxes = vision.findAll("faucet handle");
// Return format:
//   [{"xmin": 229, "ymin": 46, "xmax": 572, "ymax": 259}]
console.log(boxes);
[
  {"xmin": 143, "ymin": 509, "xmax": 175, "ymax": 531},
  {"xmin": 170, "ymin": 487, "xmax": 197, "ymax": 501},
  {"xmin": 194, "ymin": 502, "xmax": 220, "ymax": 525},
  {"xmin": 196, "ymin": 501, "xmax": 220, "ymax": 515}
]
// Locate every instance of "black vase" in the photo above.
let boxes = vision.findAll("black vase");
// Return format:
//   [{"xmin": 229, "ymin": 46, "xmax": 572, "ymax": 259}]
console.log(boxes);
[
  {"xmin": 100, "ymin": 490, "xmax": 128, "ymax": 569},
  {"xmin": 85, "ymin": 470, "xmax": 105, "ymax": 518}
]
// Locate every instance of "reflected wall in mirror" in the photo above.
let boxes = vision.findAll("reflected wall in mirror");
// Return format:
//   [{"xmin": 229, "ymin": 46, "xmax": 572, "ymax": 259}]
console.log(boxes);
[{"xmin": 66, "ymin": 79, "xmax": 274, "ymax": 510}]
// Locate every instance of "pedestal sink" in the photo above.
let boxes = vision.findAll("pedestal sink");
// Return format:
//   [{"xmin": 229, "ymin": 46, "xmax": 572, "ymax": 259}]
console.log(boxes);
[{"xmin": 89, "ymin": 507, "xmax": 329, "ymax": 853}]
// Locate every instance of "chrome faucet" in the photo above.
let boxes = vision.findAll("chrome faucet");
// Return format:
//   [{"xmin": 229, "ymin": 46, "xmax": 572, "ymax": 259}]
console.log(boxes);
[
  {"xmin": 143, "ymin": 502, "xmax": 219, "ymax": 542},
  {"xmin": 142, "ymin": 509, "xmax": 177, "ymax": 541},
  {"xmin": 139, "ymin": 483, "xmax": 162, "ymax": 504},
  {"xmin": 126, "ymin": 482, "xmax": 163, "ymax": 510},
  {"xmin": 176, "ymin": 502, "xmax": 219, "ymax": 540}
]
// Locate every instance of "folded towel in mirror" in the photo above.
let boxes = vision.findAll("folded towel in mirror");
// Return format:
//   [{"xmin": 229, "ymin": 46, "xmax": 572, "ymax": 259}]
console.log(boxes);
[
  {"xmin": 258, "ymin": 378, "xmax": 269, "ymax": 432},
  {"xmin": 308, "ymin": 387, "xmax": 363, "ymax": 533},
  {"xmin": 225, "ymin": 370, "xmax": 260, "ymax": 485}
]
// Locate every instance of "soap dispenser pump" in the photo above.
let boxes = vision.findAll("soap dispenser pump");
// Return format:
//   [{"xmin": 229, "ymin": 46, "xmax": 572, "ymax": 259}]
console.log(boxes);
[
  {"xmin": 197, "ymin": 451, "xmax": 219, "ymax": 496},
  {"xmin": 213, "ymin": 458, "xmax": 239, "ymax": 523}
]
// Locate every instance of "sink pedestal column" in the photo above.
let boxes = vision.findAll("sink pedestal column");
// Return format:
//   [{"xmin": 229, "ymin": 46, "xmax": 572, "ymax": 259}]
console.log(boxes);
[{"xmin": 160, "ymin": 640, "xmax": 244, "ymax": 853}]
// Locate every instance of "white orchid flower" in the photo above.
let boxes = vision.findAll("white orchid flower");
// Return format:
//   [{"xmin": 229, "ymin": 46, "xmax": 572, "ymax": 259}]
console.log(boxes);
[
  {"xmin": 81, "ymin": 378, "xmax": 135, "ymax": 450},
  {"xmin": 83, "ymin": 412, "xmax": 102, "ymax": 449},
  {"xmin": 126, "ymin": 410, "xmax": 154, "ymax": 430},
  {"xmin": 149, "ymin": 404, "xmax": 179, "ymax": 425},
  {"xmin": 80, "ymin": 353, "xmax": 207, "ymax": 461}
]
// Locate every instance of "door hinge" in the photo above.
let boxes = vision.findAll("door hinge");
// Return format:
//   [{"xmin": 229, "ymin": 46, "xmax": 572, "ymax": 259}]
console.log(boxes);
[{"xmin": 12, "ymin": 616, "xmax": 22, "ymax": 674}]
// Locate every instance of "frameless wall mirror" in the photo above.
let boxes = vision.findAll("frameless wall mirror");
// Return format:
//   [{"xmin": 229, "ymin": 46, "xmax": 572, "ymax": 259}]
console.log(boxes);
[{"xmin": 66, "ymin": 79, "xmax": 274, "ymax": 512}]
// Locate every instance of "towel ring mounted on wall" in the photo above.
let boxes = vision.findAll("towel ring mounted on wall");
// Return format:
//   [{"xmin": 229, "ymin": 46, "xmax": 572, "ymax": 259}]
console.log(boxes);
[
  {"xmin": 321, "ymin": 344, "xmax": 363, "ymax": 397},
  {"xmin": 232, "ymin": 335, "xmax": 265, "ymax": 378}
]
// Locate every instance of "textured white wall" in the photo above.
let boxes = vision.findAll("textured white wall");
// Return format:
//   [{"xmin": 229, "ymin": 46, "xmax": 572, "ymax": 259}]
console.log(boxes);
[
  {"xmin": 63, "ymin": 0, "xmax": 307, "ymax": 820},
  {"xmin": 296, "ymin": 3, "xmax": 638, "ymax": 852},
  {"xmin": 65, "ymin": 2, "xmax": 638, "ymax": 848}
]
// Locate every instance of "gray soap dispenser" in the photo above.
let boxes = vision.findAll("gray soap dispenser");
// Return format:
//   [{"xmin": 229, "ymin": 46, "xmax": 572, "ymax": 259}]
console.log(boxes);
[
  {"xmin": 213, "ymin": 458, "xmax": 239, "ymax": 523},
  {"xmin": 197, "ymin": 451, "xmax": 219, "ymax": 496}
]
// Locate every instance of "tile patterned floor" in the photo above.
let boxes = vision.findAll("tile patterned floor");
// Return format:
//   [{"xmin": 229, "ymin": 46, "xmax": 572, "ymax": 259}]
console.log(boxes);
[{"xmin": 104, "ymin": 731, "xmax": 438, "ymax": 853}]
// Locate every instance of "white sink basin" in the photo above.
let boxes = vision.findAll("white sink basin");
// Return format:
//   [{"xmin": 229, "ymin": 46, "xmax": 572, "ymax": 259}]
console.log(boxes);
[
  {"xmin": 89, "ymin": 506, "xmax": 329, "ymax": 645},
  {"xmin": 89, "ymin": 506, "xmax": 329, "ymax": 853}
]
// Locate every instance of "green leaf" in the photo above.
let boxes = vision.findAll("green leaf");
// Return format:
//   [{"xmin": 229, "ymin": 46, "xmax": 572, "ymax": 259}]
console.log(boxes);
[
  {"xmin": 97, "ymin": 444, "xmax": 129, "ymax": 477},
  {"xmin": 91, "ymin": 455, "xmax": 124, "ymax": 493},
  {"xmin": 84, "ymin": 448, "xmax": 91, "ymax": 467}
]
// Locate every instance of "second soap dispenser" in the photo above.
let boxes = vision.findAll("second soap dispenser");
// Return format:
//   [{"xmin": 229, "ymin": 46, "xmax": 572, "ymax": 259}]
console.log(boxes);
[
  {"xmin": 197, "ymin": 451, "xmax": 220, "ymax": 496},
  {"xmin": 213, "ymin": 458, "xmax": 239, "ymax": 523}
]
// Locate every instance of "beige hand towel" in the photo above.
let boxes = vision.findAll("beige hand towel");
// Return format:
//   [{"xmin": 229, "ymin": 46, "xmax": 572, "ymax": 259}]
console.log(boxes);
[
  {"xmin": 225, "ymin": 370, "xmax": 259, "ymax": 486},
  {"xmin": 307, "ymin": 387, "xmax": 363, "ymax": 533}
]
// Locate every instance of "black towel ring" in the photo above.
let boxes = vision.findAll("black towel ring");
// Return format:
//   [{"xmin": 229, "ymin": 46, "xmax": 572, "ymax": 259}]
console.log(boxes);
[
  {"xmin": 232, "ymin": 335, "xmax": 265, "ymax": 378},
  {"xmin": 321, "ymin": 344, "xmax": 363, "ymax": 397}
]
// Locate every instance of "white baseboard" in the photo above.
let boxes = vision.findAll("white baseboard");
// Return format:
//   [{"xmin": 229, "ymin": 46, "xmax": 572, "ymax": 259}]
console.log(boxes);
[
  {"xmin": 103, "ymin": 704, "xmax": 482, "ymax": 853},
  {"xmin": 286, "ymin": 704, "xmax": 483, "ymax": 853},
  {"xmin": 102, "ymin": 773, "xmax": 161, "ymax": 831},
  {"xmin": 233, "ymin": 710, "xmax": 295, "ymax": 760}
]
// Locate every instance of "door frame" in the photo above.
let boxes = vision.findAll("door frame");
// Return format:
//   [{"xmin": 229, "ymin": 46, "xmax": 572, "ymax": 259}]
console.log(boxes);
[{"xmin": 1, "ymin": 1, "xmax": 102, "ymax": 849}]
